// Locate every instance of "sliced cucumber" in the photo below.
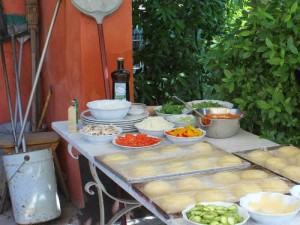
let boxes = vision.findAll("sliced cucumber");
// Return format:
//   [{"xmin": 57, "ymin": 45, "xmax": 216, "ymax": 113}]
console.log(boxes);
[{"xmin": 186, "ymin": 204, "xmax": 244, "ymax": 225}]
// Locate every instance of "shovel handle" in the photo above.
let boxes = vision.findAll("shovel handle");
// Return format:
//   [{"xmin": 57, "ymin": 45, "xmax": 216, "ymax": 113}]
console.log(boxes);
[{"xmin": 98, "ymin": 24, "xmax": 111, "ymax": 99}]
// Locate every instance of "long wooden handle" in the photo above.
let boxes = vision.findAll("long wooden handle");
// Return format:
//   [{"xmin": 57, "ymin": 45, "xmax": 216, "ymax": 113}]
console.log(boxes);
[
  {"xmin": 98, "ymin": 23, "xmax": 111, "ymax": 99},
  {"xmin": 37, "ymin": 86, "xmax": 52, "ymax": 129}
]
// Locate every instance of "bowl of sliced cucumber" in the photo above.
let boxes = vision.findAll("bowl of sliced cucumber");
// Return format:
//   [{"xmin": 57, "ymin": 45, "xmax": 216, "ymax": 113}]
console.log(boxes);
[{"xmin": 182, "ymin": 202, "xmax": 250, "ymax": 225}]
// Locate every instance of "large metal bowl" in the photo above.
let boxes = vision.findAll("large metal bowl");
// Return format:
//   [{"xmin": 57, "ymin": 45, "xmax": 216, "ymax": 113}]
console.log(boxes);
[{"xmin": 192, "ymin": 108, "xmax": 245, "ymax": 139}]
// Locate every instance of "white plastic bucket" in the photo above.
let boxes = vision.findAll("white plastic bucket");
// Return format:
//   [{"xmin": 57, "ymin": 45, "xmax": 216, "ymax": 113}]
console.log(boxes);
[{"xmin": 2, "ymin": 148, "xmax": 61, "ymax": 224}]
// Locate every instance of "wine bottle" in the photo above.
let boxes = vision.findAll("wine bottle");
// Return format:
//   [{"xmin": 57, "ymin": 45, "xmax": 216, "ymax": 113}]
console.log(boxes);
[{"xmin": 111, "ymin": 58, "xmax": 130, "ymax": 101}]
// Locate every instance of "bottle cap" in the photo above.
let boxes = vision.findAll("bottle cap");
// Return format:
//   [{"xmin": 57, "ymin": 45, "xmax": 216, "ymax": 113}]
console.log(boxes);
[{"xmin": 117, "ymin": 57, "xmax": 124, "ymax": 61}]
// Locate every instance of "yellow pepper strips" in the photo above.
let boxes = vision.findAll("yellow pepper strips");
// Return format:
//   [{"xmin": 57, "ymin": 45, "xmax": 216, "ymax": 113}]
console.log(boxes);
[{"xmin": 166, "ymin": 125, "xmax": 203, "ymax": 137}]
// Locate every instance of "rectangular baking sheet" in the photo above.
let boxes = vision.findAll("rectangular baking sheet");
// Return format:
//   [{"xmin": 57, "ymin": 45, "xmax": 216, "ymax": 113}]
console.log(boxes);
[
  {"xmin": 95, "ymin": 141, "xmax": 250, "ymax": 183},
  {"xmin": 132, "ymin": 165, "xmax": 296, "ymax": 218},
  {"xmin": 234, "ymin": 146, "xmax": 300, "ymax": 184}
]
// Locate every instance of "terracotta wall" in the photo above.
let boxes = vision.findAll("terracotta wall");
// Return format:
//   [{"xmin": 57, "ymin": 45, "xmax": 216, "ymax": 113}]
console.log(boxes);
[
  {"xmin": 1, "ymin": 0, "xmax": 133, "ymax": 207},
  {"xmin": 38, "ymin": 0, "xmax": 133, "ymax": 207}
]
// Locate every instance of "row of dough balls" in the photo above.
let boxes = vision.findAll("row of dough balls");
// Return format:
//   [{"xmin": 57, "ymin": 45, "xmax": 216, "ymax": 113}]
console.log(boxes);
[
  {"xmin": 247, "ymin": 150, "xmax": 300, "ymax": 181},
  {"xmin": 127, "ymin": 155, "xmax": 243, "ymax": 178},
  {"xmin": 247, "ymin": 147, "xmax": 300, "ymax": 166},
  {"xmin": 143, "ymin": 172, "xmax": 288, "ymax": 198},
  {"xmin": 154, "ymin": 178, "xmax": 289, "ymax": 214},
  {"xmin": 102, "ymin": 143, "xmax": 217, "ymax": 165}
]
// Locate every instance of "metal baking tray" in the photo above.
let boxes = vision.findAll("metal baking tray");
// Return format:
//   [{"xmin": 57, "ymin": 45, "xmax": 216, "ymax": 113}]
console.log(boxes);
[
  {"xmin": 95, "ymin": 141, "xmax": 250, "ymax": 183},
  {"xmin": 132, "ymin": 165, "xmax": 296, "ymax": 217},
  {"xmin": 234, "ymin": 146, "xmax": 300, "ymax": 184}
]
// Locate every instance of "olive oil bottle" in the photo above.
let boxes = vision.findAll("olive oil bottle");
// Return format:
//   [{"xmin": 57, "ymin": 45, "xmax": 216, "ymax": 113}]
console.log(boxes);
[{"xmin": 111, "ymin": 57, "xmax": 130, "ymax": 100}]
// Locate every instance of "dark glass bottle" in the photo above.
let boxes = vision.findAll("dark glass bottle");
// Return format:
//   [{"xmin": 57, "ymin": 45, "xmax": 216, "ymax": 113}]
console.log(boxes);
[{"xmin": 111, "ymin": 57, "xmax": 130, "ymax": 101}]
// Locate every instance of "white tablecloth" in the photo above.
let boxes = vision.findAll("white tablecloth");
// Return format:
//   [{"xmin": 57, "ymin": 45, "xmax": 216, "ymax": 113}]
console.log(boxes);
[{"xmin": 52, "ymin": 121, "xmax": 300, "ymax": 225}]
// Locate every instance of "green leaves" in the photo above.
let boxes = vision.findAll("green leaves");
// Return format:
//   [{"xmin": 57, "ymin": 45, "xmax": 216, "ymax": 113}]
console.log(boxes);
[
  {"xmin": 256, "ymin": 100, "xmax": 271, "ymax": 110},
  {"xmin": 206, "ymin": 0, "xmax": 300, "ymax": 145},
  {"xmin": 287, "ymin": 36, "xmax": 298, "ymax": 54}
]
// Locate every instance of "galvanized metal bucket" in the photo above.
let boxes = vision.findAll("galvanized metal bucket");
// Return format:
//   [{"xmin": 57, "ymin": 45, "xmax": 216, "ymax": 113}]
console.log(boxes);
[{"xmin": 2, "ymin": 148, "xmax": 61, "ymax": 224}]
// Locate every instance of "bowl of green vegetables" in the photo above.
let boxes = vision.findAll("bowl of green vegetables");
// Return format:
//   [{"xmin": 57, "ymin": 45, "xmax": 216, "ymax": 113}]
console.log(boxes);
[
  {"xmin": 187, "ymin": 100, "xmax": 234, "ymax": 110},
  {"xmin": 182, "ymin": 202, "xmax": 250, "ymax": 225},
  {"xmin": 166, "ymin": 114, "xmax": 197, "ymax": 127},
  {"xmin": 154, "ymin": 102, "xmax": 186, "ymax": 119}
]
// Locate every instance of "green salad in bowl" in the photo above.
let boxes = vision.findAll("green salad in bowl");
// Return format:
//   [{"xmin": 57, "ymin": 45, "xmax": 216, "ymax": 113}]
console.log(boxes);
[{"xmin": 154, "ymin": 102, "xmax": 185, "ymax": 118}]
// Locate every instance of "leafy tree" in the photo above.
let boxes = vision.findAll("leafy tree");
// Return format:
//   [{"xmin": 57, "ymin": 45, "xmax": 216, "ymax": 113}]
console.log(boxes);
[
  {"xmin": 206, "ymin": 0, "xmax": 300, "ymax": 145},
  {"xmin": 133, "ymin": 0, "xmax": 230, "ymax": 105}
]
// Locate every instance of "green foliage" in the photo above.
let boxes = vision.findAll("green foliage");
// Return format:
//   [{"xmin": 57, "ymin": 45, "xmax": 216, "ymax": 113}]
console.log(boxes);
[
  {"xmin": 133, "ymin": 0, "xmax": 230, "ymax": 105},
  {"xmin": 206, "ymin": 0, "xmax": 300, "ymax": 145}
]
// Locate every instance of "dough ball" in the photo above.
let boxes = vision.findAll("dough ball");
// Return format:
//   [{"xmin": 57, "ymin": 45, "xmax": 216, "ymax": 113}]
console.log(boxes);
[
  {"xmin": 240, "ymin": 169, "xmax": 269, "ymax": 180},
  {"xmin": 160, "ymin": 145, "xmax": 182, "ymax": 154},
  {"xmin": 295, "ymin": 154, "xmax": 300, "ymax": 165},
  {"xmin": 260, "ymin": 178, "xmax": 289, "ymax": 193},
  {"xmin": 190, "ymin": 142, "xmax": 214, "ymax": 154},
  {"xmin": 135, "ymin": 151, "xmax": 159, "ymax": 159},
  {"xmin": 176, "ymin": 177, "xmax": 205, "ymax": 192},
  {"xmin": 217, "ymin": 155, "xmax": 243, "ymax": 167},
  {"xmin": 280, "ymin": 166, "xmax": 300, "ymax": 182},
  {"xmin": 143, "ymin": 180, "xmax": 173, "ymax": 197},
  {"xmin": 265, "ymin": 157, "xmax": 287, "ymax": 170},
  {"xmin": 277, "ymin": 146, "xmax": 300, "ymax": 158},
  {"xmin": 130, "ymin": 164, "xmax": 158, "ymax": 178},
  {"xmin": 195, "ymin": 189, "xmax": 227, "ymax": 202},
  {"xmin": 212, "ymin": 171, "xmax": 240, "ymax": 184},
  {"xmin": 191, "ymin": 157, "xmax": 215, "ymax": 170},
  {"xmin": 247, "ymin": 150, "xmax": 271, "ymax": 164},
  {"xmin": 164, "ymin": 160, "xmax": 189, "ymax": 174},
  {"xmin": 102, "ymin": 153, "xmax": 129, "ymax": 164},
  {"xmin": 233, "ymin": 183, "xmax": 262, "ymax": 198},
  {"xmin": 159, "ymin": 194, "xmax": 196, "ymax": 213}
]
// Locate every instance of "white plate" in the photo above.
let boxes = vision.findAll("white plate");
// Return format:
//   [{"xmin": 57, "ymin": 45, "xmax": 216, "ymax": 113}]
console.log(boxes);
[
  {"xmin": 81, "ymin": 110, "xmax": 149, "ymax": 123},
  {"xmin": 112, "ymin": 134, "xmax": 162, "ymax": 149}
]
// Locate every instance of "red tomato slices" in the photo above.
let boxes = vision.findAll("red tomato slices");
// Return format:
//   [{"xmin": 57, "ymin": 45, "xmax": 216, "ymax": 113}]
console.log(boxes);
[{"xmin": 114, "ymin": 133, "xmax": 161, "ymax": 147}]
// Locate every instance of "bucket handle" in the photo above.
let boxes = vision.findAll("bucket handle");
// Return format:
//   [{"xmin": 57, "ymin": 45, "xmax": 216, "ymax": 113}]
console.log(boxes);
[{"xmin": 6, "ymin": 155, "xmax": 30, "ymax": 183}]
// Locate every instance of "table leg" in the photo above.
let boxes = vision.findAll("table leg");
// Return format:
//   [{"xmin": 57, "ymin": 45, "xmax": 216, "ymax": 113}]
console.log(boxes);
[{"xmin": 85, "ymin": 161, "xmax": 141, "ymax": 225}]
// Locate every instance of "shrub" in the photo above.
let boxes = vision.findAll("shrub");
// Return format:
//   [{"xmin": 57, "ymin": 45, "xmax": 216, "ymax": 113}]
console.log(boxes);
[{"xmin": 206, "ymin": 0, "xmax": 300, "ymax": 145}]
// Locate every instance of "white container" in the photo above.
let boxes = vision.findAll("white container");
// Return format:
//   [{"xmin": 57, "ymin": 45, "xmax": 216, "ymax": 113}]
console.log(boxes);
[
  {"xmin": 87, "ymin": 99, "xmax": 131, "ymax": 120},
  {"xmin": 166, "ymin": 114, "xmax": 197, "ymax": 127},
  {"xmin": 2, "ymin": 148, "xmax": 61, "ymax": 224},
  {"xmin": 182, "ymin": 202, "xmax": 250, "ymax": 225},
  {"xmin": 240, "ymin": 192, "xmax": 300, "ymax": 225},
  {"xmin": 164, "ymin": 127, "xmax": 206, "ymax": 144}
]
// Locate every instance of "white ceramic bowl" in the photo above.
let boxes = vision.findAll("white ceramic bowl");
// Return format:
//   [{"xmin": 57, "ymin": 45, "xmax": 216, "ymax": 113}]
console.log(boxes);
[
  {"xmin": 135, "ymin": 125, "xmax": 174, "ymax": 138},
  {"xmin": 128, "ymin": 103, "xmax": 147, "ymax": 115},
  {"xmin": 87, "ymin": 99, "xmax": 131, "ymax": 120},
  {"xmin": 182, "ymin": 202, "xmax": 250, "ymax": 225},
  {"xmin": 166, "ymin": 114, "xmax": 197, "ymax": 127},
  {"xmin": 290, "ymin": 185, "xmax": 300, "ymax": 199},
  {"xmin": 80, "ymin": 125, "xmax": 122, "ymax": 143},
  {"xmin": 240, "ymin": 192, "xmax": 300, "ymax": 225},
  {"xmin": 164, "ymin": 127, "xmax": 206, "ymax": 144},
  {"xmin": 134, "ymin": 117, "xmax": 175, "ymax": 138}
]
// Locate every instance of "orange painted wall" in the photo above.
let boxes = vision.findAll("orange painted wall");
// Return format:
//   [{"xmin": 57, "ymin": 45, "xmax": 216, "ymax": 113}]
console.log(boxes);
[
  {"xmin": 0, "ymin": 2, "xmax": 31, "ymax": 123},
  {"xmin": 38, "ymin": 0, "xmax": 133, "ymax": 207}
]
